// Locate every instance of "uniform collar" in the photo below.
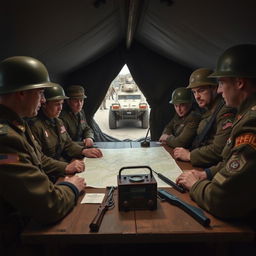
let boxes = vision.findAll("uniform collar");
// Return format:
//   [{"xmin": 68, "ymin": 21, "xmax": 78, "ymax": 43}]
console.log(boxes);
[
  {"xmin": 0, "ymin": 104, "xmax": 26, "ymax": 132},
  {"xmin": 38, "ymin": 109, "xmax": 57, "ymax": 126},
  {"xmin": 208, "ymin": 94, "xmax": 222, "ymax": 113},
  {"xmin": 237, "ymin": 92, "xmax": 256, "ymax": 116},
  {"xmin": 202, "ymin": 95, "xmax": 223, "ymax": 118}
]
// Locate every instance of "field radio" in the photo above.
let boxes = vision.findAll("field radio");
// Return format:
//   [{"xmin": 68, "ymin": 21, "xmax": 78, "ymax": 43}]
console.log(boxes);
[{"xmin": 118, "ymin": 165, "xmax": 157, "ymax": 211}]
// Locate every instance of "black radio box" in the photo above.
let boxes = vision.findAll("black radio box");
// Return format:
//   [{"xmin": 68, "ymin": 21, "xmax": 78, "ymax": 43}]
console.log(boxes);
[{"xmin": 118, "ymin": 166, "xmax": 157, "ymax": 211}]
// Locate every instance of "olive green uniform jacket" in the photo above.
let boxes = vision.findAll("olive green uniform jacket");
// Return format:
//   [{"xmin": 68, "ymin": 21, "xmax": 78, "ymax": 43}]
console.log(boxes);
[
  {"xmin": 163, "ymin": 110, "xmax": 201, "ymax": 148},
  {"xmin": 190, "ymin": 95, "xmax": 236, "ymax": 167},
  {"xmin": 31, "ymin": 111, "xmax": 84, "ymax": 162},
  {"xmin": 60, "ymin": 108, "xmax": 94, "ymax": 142},
  {"xmin": 0, "ymin": 105, "xmax": 77, "ymax": 247},
  {"xmin": 190, "ymin": 93, "xmax": 256, "ymax": 219}
]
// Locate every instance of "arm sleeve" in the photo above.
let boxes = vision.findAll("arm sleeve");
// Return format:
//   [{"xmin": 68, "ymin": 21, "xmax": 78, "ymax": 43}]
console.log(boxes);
[
  {"xmin": 61, "ymin": 127, "xmax": 84, "ymax": 159},
  {"xmin": 83, "ymin": 124, "xmax": 94, "ymax": 140},
  {"xmin": 166, "ymin": 113, "xmax": 201, "ymax": 148},
  {"xmin": 0, "ymin": 134, "xmax": 77, "ymax": 225},
  {"xmin": 81, "ymin": 111, "xmax": 94, "ymax": 140},
  {"xmin": 162, "ymin": 119, "xmax": 175, "ymax": 135},
  {"xmin": 190, "ymin": 118, "xmax": 256, "ymax": 219},
  {"xmin": 190, "ymin": 107, "xmax": 235, "ymax": 167},
  {"xmin": 33, "ymin": 138, "xmax": 67, "ymax": 178}
]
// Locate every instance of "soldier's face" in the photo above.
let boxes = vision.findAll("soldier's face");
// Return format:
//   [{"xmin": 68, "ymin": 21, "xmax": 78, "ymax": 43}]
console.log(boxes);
[
  {"xmin": 192, "ymin": 86, "xmax": 216, "ymax": 108},
  {"xmin": 21, "ymin": 89, "xmax": 45, "ymax": 117},
  {"xmin": 174, "ymin": 103, "xmax": 192, "ymax": 117},
  {"xmin": 217, "ymin": 77, "xmax": 240, "ymax": 107},
  {"xmin": 67, "ymin": 98, "xmax": 84, "ymax": 114},
  {"xmin": 43, "ymin": 100, "xmax": 64, "ymax": 118}
]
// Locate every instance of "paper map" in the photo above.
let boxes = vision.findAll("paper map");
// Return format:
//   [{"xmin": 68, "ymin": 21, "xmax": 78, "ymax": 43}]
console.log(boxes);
[{"xmin": 78, "ymin": 147, "xmax": 182, "ymax": 188}]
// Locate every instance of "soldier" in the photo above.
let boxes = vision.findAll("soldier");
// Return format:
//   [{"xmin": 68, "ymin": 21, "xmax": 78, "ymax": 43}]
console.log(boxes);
[
  {"xmin": 0, "ymin": 56, "xmax": 85, "ymax": 251},
  {"xmin": 176, "ymin": 44, "xmax": 256, "ymax": 220},
  {"xmin": 60, "ymin": 85, "xmax": 94, "ymax": 147},
  {"xmin": 31, "ymin": 84, "xmax": 102, "ymax": 162},
  {"xmin": 173, "ymin": 68, "xmax": 236, "ymax": 167},
  {"xmin": 159, "ymin": 87, "xmax": 201, "ymax": 148}
]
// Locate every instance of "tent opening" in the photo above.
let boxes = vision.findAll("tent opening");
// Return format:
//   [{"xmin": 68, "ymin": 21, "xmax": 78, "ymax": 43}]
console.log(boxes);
[{"xmin": 94, "ymin": 65, "xmax": 150, "ymax": 141}]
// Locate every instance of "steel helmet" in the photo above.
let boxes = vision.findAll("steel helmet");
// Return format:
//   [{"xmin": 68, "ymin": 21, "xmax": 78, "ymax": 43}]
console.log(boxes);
[
  {"xmin": 66, "ymin": 85, "xmax": 87, "ymax": 99},
  {"xmin": 169, "ymin": 87, "xmax": 193, "ymax": 104},
  {"xmin": 0, "ymin": 56, "xmax": 54, "ymax": 95},
  {"xmin": 44, "ymin": 83, "xmax": 69, "ymax": 101},
  {"xmin": 187, "ymin": 68, "xmax": 217, "ymax": 89},
  {"xmin": 209, "ymin": 44, "xmax": 256, "ymax": 78}
]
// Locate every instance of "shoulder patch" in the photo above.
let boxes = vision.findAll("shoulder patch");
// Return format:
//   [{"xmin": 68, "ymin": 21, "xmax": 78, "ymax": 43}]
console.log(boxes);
[
  {"xmin": 251, "ymin": 105, "xmax": 256, "ymax": 111},
  {"xmin": 235, "ymin": 133, "xmax": 256, "ymax": 149},
  {"xmin": 222, "ymin": 119, "xmax": 233, "ymax": 130},
  {"xmin": 0, "ymin": 154, "xmax": 19, "ymax": 164},
  {"xmin": 226, "ymin": 153, "xmax": 246, "ymax": 173},
  {"xmin": 0, "ymin": 124, "xmax": 8, "ymax": 135},
  {"xmin": 222, "ymin": 113, "xmax": 233, "ymax": 118}
]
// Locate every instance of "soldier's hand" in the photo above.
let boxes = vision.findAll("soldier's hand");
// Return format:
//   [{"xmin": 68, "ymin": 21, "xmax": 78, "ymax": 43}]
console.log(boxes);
[
  {"xmin": 176, "ymin": 170, "xmax": 198, "ymax": 190},
  {"xmin": 64, "ymin": 175, "xmax": 86, "ymax": 193},
  {"xmin": 190, "ymin": 169, "xmax": 207, "ymax": 180},
  {"xmin": 82, "ymin": 148, "xmax": 103, "ymax": 158},
  {"xmin": 159, "ymin": 134, "xmax": 169, "ymax": 144},
  {"xmin": 65, "ymin": 160, "xmax": 85, "ymax": 174},
  {"xmin": 173, "ymin": 147, "xmax": 191, "ymax": 161},
  {"xmin": 83, "ymin": 138, "xmax": 94, "ymax": 147}
]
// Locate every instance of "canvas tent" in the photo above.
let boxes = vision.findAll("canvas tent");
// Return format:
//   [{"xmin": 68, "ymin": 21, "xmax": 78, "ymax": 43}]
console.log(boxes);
[{"xmin": 1, "ymin": 0, "xmax": 256, "ymax": 140}]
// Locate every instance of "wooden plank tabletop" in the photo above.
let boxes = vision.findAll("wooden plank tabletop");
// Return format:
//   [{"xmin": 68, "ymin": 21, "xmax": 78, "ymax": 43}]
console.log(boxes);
[{"xmin": 21, "ymin": 142, "xmax": 255, "ymax": 245}]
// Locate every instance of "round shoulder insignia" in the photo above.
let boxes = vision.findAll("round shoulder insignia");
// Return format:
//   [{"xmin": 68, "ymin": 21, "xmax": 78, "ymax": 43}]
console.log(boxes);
[
  {"xmin": 0, "ymin": 124, "xmax": 3, "ymax": 128},
  {"xmin": 251, "ymin": 105, "xmax": 256, "ymax": 111},
  {"xmin": 226, "ymin": 153, "xmax": 246, "ymax": 173},
  {"xmin": 229, "ymin": 160, "xmax": 240, "ymax": 170}
]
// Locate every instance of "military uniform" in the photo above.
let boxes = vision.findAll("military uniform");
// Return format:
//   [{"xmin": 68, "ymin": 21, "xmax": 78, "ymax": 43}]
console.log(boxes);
[
  {"xmin": 60, "ymin": 107, "xmax": 94, "ymax": 142},
  {"xmin": 190, "ymin": 95, "xmax": 236, "ymax": 167},
  {"xmin": 31, "ymin": 111, "xmax": 84, "ymax": 162},
  {"xmin": 163, "ymin": 110, "xmax": 201, "ymax": 148},
  {"xmin": 190, "ymin": 93, "xmax": 256, "ymax": 219},
  {"xmin": 0, "ymin": 104, "xmax": 77, "ymax": 247}
]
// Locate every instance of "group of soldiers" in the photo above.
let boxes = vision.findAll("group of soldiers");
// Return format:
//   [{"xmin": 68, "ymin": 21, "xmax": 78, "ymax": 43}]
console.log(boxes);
[
  {"xmin": 0, "ymin": 56, "xmax": 103, "ymax": 253},
  {"xmin": 160, "ymin": 68, "xmax": 236, "ymax": 167},
  {"xmin": 160, "ymin": 44, "xmax": 256, "ymax": 220},
  {"xmin": 1, "ymin": 43, "xmax": 256, "ymax": 253}
]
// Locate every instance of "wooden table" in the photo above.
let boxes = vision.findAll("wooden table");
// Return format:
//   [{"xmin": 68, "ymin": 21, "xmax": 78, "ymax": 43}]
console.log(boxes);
[{"xmin": 21, "ymin": 142, "xmax": 255, "ymax": 254}]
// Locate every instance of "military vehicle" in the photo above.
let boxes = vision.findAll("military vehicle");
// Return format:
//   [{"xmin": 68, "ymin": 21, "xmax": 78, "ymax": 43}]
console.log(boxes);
[{"xmin": 109, "ymin": 83, "xmax": 149, "ymax": 129}]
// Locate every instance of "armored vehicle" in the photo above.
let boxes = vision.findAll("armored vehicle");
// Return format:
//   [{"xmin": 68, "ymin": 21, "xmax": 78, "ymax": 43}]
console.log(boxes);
[{"xmin": 109, "ymin": 84, "xmax": 149, "ymax": 129}]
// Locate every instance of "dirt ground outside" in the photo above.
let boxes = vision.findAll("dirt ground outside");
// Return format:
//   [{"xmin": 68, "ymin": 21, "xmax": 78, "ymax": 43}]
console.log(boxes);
[{"xmin": 94, "ymin": 99, "xmax": 150, "ymax": 141}]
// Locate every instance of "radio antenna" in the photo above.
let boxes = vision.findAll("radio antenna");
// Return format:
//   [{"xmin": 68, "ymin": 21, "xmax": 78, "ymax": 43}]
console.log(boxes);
[{"xmin": 141, "ymin": 126, "xmax": 150, "ymax": 147}]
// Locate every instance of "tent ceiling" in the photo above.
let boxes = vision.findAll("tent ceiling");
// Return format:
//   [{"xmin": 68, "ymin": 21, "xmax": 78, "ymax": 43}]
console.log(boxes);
[{"xmin": 1, "ymin": 0, "xmax": 256, "ymax": 77}]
